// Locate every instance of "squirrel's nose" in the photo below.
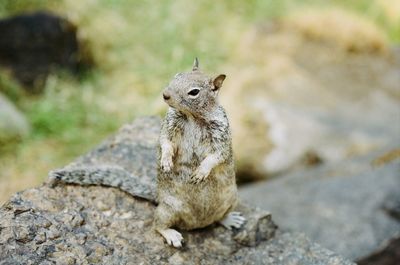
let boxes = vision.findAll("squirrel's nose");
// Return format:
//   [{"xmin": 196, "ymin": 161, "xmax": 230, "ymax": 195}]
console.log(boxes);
[{"xmin": 163, "ymin": 92, "xmax": 171, "ymax": 100}]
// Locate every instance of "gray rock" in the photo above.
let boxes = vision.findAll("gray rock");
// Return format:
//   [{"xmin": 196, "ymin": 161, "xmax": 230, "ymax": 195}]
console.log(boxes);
[
  {"xmin": 221, "ymin": 23, "xmax": 400, "ymax": 180},
  {"xmin": 358, "ymin": 236, "xmax": 400, "ymax": 265},
  {"xmin": 0, "ymin": 93, "xmax": 30, "ymax": 142},
  {"xmin": 240, "ymin": 146, "xmax": 400, "ymax": 261},
  {"xmin": 0, "ymin": 116, "xmax": 354, "ymax": 264}
]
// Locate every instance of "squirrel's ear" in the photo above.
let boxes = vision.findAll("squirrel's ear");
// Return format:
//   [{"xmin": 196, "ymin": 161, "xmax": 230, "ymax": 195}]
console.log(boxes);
[
  {"xmin": 192, "ymin": 57, "xmax": 199, "ymax": 71},
  {"xmin": 212, "ymin": 74, "xmax": 226, "ymax": 91}
]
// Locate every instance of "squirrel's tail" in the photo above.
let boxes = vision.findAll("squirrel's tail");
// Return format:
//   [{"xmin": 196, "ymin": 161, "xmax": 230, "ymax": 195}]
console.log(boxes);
[{"xmin": 48, "ymin": 165, "xmax": 157, "ymax": 204}]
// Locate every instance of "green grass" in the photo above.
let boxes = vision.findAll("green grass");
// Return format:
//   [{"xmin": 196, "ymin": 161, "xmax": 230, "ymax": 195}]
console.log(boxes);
[{"xmin": 0, "ymin": 0, "xmax": 398, "ymax": 202}]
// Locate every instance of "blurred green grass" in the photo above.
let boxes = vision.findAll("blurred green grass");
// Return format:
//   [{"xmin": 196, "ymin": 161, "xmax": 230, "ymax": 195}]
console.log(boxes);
[{"xmin": 0, "ymin": 0, "xmax": 398, "ymax": 202}]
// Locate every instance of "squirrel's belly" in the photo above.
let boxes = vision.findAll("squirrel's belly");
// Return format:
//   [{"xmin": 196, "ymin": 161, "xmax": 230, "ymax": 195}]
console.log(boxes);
[{"xmin": 171, "ymin": 173, "xmax": 238, "ymax": 230}]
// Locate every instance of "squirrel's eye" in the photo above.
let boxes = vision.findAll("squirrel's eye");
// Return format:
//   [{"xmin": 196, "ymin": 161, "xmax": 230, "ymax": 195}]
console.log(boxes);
[{"xmin": 188, "ymin": 88, "xmax": 200, "ymax": 96}]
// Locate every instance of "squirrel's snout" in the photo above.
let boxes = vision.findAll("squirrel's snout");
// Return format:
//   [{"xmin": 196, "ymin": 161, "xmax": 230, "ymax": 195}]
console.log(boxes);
[{"xmin": 163, "ymin": 92, "xmax": 171, "ymax": 100}]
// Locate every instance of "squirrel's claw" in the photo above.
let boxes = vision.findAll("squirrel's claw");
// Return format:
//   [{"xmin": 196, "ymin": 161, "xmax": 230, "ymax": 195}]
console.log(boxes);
[
  {"xmin": 189, "ymin": 176, "xmax": 201, "ymax": 184},
  {"xmin": 161, "ymin": 156, "xmax": 173, "ymax": 172},
  {"xmin": 219, "ymin": 212, "xmax": 246, "ymax": 230},
  {"xmin": 158, "ymin": 228, "xmax": 184, "ymax": 248},
  {"xmin": 189, "ymin": 168, "xmax": 209, "ymax": 184}
]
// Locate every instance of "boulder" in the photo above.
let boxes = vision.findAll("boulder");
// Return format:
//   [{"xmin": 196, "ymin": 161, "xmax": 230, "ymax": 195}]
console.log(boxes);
[
  {"xmin": 0, "ymin": 93, "xmax": 30, "ymax": 142},
  {"xmin": 0, "ymin": 11, "xmax": 88, "ymax": 92},
  {"xmin": 221, "ymin": 18, "xmax": 400, "ymax": 180},
  {"xmin": 358, "ymin": 236, "xmax": 400, "ymax": 265},
  {"xmin": 239, "ymin": 145, "xmax": 400, "ymax": 261},
  {"xmin": 0, "ymin": 117, "xmax": 354, "ymax": 264}
]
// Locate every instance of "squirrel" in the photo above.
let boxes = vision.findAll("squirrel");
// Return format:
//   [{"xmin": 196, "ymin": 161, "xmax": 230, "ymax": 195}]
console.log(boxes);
[
  {"xmin": 154, "ymin": 58, "xmax": 245, "ymax": 248},
  {"xmin": 47, "ymin": 58, "xmax": 245, "ymax": 248}
]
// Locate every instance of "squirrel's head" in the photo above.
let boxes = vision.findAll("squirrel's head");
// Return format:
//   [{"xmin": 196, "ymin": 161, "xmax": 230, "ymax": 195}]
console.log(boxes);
[{"xmin": 162, "ymin": 58, "xmax": 226, "ymax": 116}]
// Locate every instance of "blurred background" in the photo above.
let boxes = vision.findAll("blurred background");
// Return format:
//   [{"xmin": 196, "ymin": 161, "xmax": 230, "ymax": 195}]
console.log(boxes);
[{"xmin": 0, "ymin": 0, "xmax": 399, "ymax": 262}]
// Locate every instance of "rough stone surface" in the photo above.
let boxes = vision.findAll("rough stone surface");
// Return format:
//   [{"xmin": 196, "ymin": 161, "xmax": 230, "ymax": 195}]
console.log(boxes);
[
  {"xmin": 240, "ymin": 145, "xmax": 400, "ymax": 261},
  {"xmin": 0, "ymin": 93, "xmax": 30, "ymax": 142},
  {"xmin": 0, "ymin": 11, "xmax": 87, "ymax": 91},
  {"xmin": 0, "ymin": 117, "xmax": 354, "ymax": 264}
]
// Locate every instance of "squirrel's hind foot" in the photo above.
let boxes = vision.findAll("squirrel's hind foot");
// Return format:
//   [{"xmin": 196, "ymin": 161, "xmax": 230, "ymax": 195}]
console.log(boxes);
[
  {"xmin": 219, "ymin": 211, "xmax": 246, "ymax": 230},
  {"xmin": 158, "ymin": 228, "xmax": 184, "ymax": 248}
]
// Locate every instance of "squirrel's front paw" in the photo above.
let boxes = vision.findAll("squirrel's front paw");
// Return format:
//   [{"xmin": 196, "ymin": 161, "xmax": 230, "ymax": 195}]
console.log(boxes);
[
  {"xmin": 190, "ymin": 167, "xmax": 210, "ymax": 184},
  {"xmin": 161, "ymin": 156, "xmax": 173, "ymax": 172}
]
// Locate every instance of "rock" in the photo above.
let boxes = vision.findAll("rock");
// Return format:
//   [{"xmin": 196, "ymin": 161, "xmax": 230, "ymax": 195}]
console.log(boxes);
[
  {"xmin": 0, "ymin": 11, "xmax": 88, "ymax": 92},
  {"xmin": 240, "ymin": 145, "xmax": 400, "ymax": 261},
  {"xmin": 0, "ymin": 116, "xmax": 354, "ymax": 264},
  {"xmin": 221, "ymin": 19, "xmax": 400, "ymax": 180},
  {"xmin": 383, "ymin": 192, "xmax": 400, "ymax": 221},
  {"xmin": 358, "ymin": 236, "xmax": 400, "ymax": 265},
  {"xmin": 0, "ymin": 93, "xmax": 30, "ymax": 142}
]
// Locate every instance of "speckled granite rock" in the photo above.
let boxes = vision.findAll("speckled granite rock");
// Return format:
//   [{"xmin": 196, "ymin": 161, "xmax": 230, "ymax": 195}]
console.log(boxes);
[{"xmin": 0, "ymin": 117, "xmax": 354, "ymax": 265}]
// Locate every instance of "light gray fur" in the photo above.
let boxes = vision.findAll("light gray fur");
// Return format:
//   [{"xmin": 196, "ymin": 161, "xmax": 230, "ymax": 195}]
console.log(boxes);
[{"xmin": 155, "ymin": 59, "xmax": 244, "ymax": 247}]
